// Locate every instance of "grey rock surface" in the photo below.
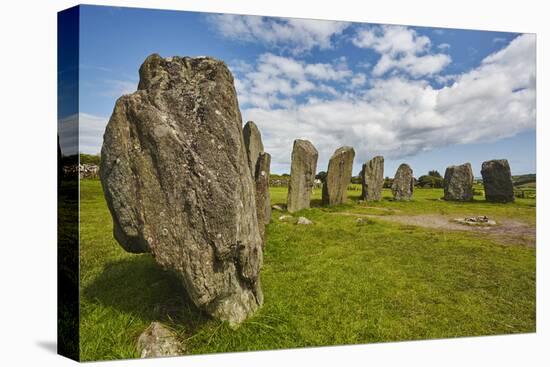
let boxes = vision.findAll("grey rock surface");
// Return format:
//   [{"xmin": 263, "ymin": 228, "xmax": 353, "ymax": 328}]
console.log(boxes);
[
  {"xmin": 255, "ymin": 152, "xmax": 271, "ymax": 240},
  {"xmin": 137, "ymin": 322, "xmax": 183, "ymax": 358},
  {"xmin": 443, "ymin": 163, "xmax": 474, "ymax": 201},
  {"xmin": 322, "ymin": 146, "xmax": 355, "ymax": 205},
  {"xmin": 481, "ymin": 159, "xmax": 515, "ymax": 202},
  {"xmin": 243, "ymin": 121, "xmax": 264, "ymax": 177},
  {"xmin": 361, "ymin": 156, "xmax": 384, "ymax": 201},
  {"xmin": 287, "ymin": 139, "xmax": 318, "ymax": 213},
  {"xmin": 297, "ymin": 216, "xmax": 313, "ymax": 225},
  {"xmin": 391, "ymin": 163, "xmax": 414, "ymax": 201},
  {"xmin": 100, "ymin": 54, "xmax": 263, "ymax": 325}
]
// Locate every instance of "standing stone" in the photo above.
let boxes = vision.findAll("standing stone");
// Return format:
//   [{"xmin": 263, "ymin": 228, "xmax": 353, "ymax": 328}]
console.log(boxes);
[
  {"xmin": 255, "ymin": 152, "xmax": 271, "ymax": 240},
  {"xmin": 100, "ymin": 54, "xmax": 263, "ymax": 325},
  {"xmin": 287, "ymin": 139, "xmax": 319, "ymax": 213},
  {"xmin": 481, "ymin": 159, "xmax": 515, "ymax": 202},
  {"xmin": 322, "ymin": 146, "xmax": 355, "ymax": 206},
  {"xmin": 243, "ymin": 121, "xmax": 264, "ymax": 177},
  {"xmin": 391, "ymin": 163, "xmax": 414, "ymax": 201},
  {"xmin": 361, "ymin": 156, "xmax": 384, "ymax": 201},
  {"xmin": 243, "ymin": 121, "xmax": 271, "ymax": 239},
  {"xmin": 443, "ymin": 163, "xmax": 474, "ymax": 201}
]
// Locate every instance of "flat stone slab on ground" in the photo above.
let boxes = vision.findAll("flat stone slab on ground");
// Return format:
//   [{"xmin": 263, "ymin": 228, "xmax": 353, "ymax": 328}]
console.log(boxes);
[
  {"xmin": 297, "ymin": 216, "xmax": 313, "ymax": 225},
  {"xmin": 453, "ymin": 216, "xmax": 497, "ymax": 226}
]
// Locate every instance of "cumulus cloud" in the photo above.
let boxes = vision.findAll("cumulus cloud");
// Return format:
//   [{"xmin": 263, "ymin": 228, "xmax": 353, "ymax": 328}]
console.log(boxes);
[
  {"xmin": 59, "ymin": 113, "xmax": 108, "ymax": 155},
  {"xmin": 206, "ymin": 14, "xmax": 349, "ymax": 54},
  {"xmin": 352, "ymin": 25, "xmax": 451, "ymax": 77},
  {"xmin": 232, "ymin": 53, "xmax": 353, "ymax": 109},
  {"xmin": 238, "ymin": 34, "xmax": 535, "ymax": 173}
]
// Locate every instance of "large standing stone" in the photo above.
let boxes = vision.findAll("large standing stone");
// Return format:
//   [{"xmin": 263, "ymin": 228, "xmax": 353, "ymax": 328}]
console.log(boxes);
[
  {"xmin": 287, "ymin": 139, "xmax": 319, "ymax": 213},
  {"xmin": 481, "ymin": 159, "xmax": 515, "ymax": 202},
  {"xmin": 322, "ymin": 146, "xmax": 355, "ymax": 205},
  {"xmin": 255, "ymin": 152, "xmax": 271, "ymax": 240},
  {"xmin": 100, "ymin": 54, "xmax": 263, "ymax": 325},
  {"xmin": 361, "ymin": 156, "xmax": 384, "ymax": 201},
  {"xmin": 243, "ymin": 121, "xmax": 264, "ymax": 177},
  {"xmin": 391, "ymin": 163, "xmax": 414, "ymax": 201},
  {"xmin": 443, "ymin": 163, "xmax": 474, "ymax": 201}
]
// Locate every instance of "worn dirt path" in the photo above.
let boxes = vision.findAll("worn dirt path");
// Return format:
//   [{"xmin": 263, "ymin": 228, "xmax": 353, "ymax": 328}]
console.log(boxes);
[{"xmin": 333, "ymin": 212, "xmax": 536, "ymax": 247}]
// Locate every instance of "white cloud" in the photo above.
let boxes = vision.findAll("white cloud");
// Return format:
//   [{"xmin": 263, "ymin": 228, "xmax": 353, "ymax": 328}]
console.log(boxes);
[
  {"xmin": 438, "ymin": 43, "xmax": 451, "ymax": 50},
  {"xmin": 352, "ymin": 25, "xmax": 451, "ymax": 77},
  {"xmin": 233, "ymin": 53, "xmax": 353, "ymax": 109},
  {"xmin": 58, "ymin": 114, "xmax": 78, "ymax": 156},
  {"xmin": 350, "ymin": 73, "xmax": 367, "ymax": 87},
  {"xmin": 239, "ymin": 34, "xmax": 535, "ymax": 173},
  {"xmin": 206, "ymin": 14, "xmax": 349, "ymax": 54},
  {"xmin": 99, "ymin": 79, "xmax": 138, "ymax": 97},
  {"xmin": 59, "ymin": 113, "xmax": 108, "ymax": 155},
  {"xmin": 79, "ymin": 113, "xmax": 109, "ymax": 154}
]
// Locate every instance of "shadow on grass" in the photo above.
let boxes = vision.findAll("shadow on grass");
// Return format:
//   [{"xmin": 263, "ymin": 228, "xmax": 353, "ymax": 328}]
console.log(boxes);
[{"xmin": 82, "ymin": 255, "xmax": 211, "ymax": 334}]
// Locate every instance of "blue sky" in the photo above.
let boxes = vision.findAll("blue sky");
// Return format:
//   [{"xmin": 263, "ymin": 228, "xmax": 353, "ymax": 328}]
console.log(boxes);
[{"xmin": 68, "ymin": 5, "xmax": 536, "ymax": 176}]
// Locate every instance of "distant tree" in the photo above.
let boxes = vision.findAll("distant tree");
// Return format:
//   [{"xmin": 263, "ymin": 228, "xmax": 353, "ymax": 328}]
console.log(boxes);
[
  {"xmin": 80, "ymin": 153, "xmax": 101, "ymax": 165},
  {"xmin": 350, "ymin": 175, "xmax": 362, "ymax": 184},
  {"xmin": 281, "ymin": 173, "xmax": 290, "ymax": 177},
  {"xmin": 417, "ymin": 174, "xmax": 444, "ymax": 188},
  {"xmin": 315, "ymin": 171, "xmax": 327, "ymax": 183},
  {"xmin": 383, "ymin": 176, "xmax": 393, "ymax": 188},
  {"xmin": 428, "ymin": 170, "xmax": 442, "ymax": 178}
]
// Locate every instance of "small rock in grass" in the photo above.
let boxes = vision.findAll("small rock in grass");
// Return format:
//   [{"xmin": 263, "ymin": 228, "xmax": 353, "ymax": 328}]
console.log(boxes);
[
  {"xmin": 297, "ymin": 217, "xmax": 313, "ymax": 225},
  {"xmin": 356, "ymin": 218, "xmax": 369, "ymax": 225},
  {"xmin": 453, "ymin": 216, "xmax": 497, "ymax": 226},
  {"xmin": 279, "ymin": 215, "xmax": 293, "ymax": 222},
  {"xmin": 137, "ymin": 322, "xmax": 184, "ymax": 358},
  {"xmin": 272, "ymin": 204, "xmax": 285, "ymax": 211}
]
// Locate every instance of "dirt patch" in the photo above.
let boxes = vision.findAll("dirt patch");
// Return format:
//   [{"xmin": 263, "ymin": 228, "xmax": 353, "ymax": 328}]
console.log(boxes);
[{"xmin": 334, "ymin": 212, "xmax": 535, "ymax": 247}]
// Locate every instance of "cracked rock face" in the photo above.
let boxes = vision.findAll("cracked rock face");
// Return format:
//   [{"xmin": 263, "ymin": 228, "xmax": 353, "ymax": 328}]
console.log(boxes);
[
  {"xmin": 254, "ymin": 152, "xmax": 272, "ymax": 240},
  {"xmin": 243, "ymin": 121, "xmax": 264, "ymax": 178},
  {"xmin": 322, "ymin": 146, "xmax": 355, "ymax": 206},
  {"xmin": 443, "ymin": 163, "xmax": 474, "ymax": 201},
  {"xmin": 243, "ymin": 121, "xmax": 271, "ymax": 241},
  {"xmin": 361, "ymin": 156, "xmax": 384, "ymax": 201},
  {"xmin": 287, "ymin": 139, "xmax": 318, "ymax": 213},
  {"xmin": 100, "ymin": 54, "xmax": 263, "ymax": 325},
  {"xmin": 391, "ymin": 163, "xmax": 414, "ymax": 201},
  {"xmin": 481, "ymin": 159, "xmax": 515, "ymax": 203}
]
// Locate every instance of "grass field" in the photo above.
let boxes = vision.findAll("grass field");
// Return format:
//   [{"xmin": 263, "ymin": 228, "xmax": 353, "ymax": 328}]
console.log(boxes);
[{"xmin": 79, "ymin": 179, "xmax": 536, "ymax": 361}]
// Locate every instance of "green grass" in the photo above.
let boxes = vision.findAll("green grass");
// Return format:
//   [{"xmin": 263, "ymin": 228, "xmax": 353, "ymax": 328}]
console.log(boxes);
[{"xmin": 79, "ymin": 180, "xmax": 536, "ymax": 361}]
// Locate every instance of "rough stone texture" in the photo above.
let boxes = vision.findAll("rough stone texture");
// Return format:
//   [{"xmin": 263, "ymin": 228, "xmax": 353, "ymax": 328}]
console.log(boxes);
[
  {"xmin": 137, "ymin": 322, "xmax": 183, "ymax": 358},
  {"xmin": 481, "ymin": 159, "xmax": 515, "ymax": 203},
  {"xmin": 100, "ymin": 54, "xmax": 263, "ymax": 325},
  {"xmin": 391, "ymin": 163, "xmax": 414, "ymax": 201},
  {"xmin": 287, "ymin": 139, "xmax": 319, "ymax": 213},
  {"xmin": 243, "ymin": 121, "xmax": 270, "ymax": 238},
  {"xmin": 297, "ymin": 216, "xmax": 313, "ymax": 225},
  {"xmin": 255, "ymin": 152, "xmax": 271, "ymax": 240},
  {"xmin": 243, "ymin": 121, "xmax": 264, "ymax": 177},
  {"xmin": 322, "ymin": 146, "xmax": 355, "ymax": 205},
  {"xmin": 443, "ymin": 163, "xmax": 474, "ymax": 201},
  {"xmin": 361, "ymin": 156, "xmax": 384, "ymax": 201}
]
